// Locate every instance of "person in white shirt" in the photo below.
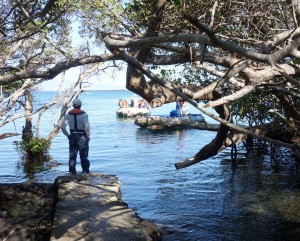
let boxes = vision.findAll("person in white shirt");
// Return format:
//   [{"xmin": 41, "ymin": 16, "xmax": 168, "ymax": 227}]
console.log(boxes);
[{"xmin": 61, "ymin": 99, "xmax": 90, "ymax": 175}]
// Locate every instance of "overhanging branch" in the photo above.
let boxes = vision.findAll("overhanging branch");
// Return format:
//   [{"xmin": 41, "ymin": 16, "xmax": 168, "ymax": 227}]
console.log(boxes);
[
  {"xmin": 110, "ymin": 48, "xmax": 296, "ymax": 151},
  {"xmin": 0, "ymin": 54, "xmax": 118, "ymax": 85}
]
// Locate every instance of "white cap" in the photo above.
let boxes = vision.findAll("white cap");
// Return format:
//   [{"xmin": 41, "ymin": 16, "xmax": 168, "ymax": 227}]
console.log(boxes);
[{"xmin": 73, "ymin": 99, "xmax": 82, "ymax": 107}]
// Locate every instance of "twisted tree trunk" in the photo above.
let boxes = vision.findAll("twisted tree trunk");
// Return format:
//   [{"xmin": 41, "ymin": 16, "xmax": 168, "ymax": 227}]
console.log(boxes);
[
  {"xmin": 22, "ymin": 88, "xmax": 33, "ymax": 140},
  {"xmin": 175, "ymin": 91, "xmax": 232, "ymax": 169}
]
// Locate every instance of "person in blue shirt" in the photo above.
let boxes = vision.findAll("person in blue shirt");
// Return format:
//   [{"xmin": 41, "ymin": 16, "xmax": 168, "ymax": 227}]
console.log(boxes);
[
  {"xmin": 176, "ymin": 101, "xmax": 183, "ymax": 116},
  {"xmin": 171, "ymin": 101, "xmax": 190, "ymax": 117}
]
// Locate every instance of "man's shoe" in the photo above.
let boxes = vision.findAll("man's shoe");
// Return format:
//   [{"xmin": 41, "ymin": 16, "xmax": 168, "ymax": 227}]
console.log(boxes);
[{"xmin": 82, "ymin": 170, "xmax": 90, "ymax": 174}]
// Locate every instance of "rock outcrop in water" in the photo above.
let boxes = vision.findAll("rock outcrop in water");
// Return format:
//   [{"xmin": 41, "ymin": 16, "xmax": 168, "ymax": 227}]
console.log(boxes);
[
  {"xmin": 135, "ymin": 115, "xmax": 219, "ymax": 131},
  {"xmin": 0, "ymin": 183, "xmax": 56, "ymax": 240},
  {"xmin": 0, "ymin": 173, "xmax": 162, "ymax": 241}
]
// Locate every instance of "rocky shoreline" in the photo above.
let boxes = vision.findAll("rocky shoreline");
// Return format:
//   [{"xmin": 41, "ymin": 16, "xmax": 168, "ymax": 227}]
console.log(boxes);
[
  {"xmin": 0, "ymin": 183, "xmax": 56, "ymax": 240},
  {"xmin": 0, "ymin": 174, "xmax": 163, "ymax": 241}
]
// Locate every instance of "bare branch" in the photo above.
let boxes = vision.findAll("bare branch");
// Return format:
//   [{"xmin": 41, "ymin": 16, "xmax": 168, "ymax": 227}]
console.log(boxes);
[
  {"xmin": 0, "ymin": 54, "xmax": 118, "ymax": 85},
  {"xmin": 46, "ymin": 63, "xmax": 102, "ymax": 141},
  {"xmin": 193, "ymin": 59, "xmax": 253, "ymax": 99},
  {"xmin": 204, "ymin": 85, "xmax": 256, "ymax": 108}
]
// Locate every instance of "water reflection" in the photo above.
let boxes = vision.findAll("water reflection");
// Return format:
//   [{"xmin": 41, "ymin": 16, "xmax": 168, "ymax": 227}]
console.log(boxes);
[
  {"xmin": 15, "ymin": 154, "xmax": 61, "ymax": 178},
  {"xmin": 175, "ymin": 130, "xmax": 187, "ymax": 150},
  {"xmin": 135, "ymin": 128, "xmax": 189, "ymax": 147},
  {"xmin": 152, "ymin": 147, "xmax": 300, "ymax": 241}
]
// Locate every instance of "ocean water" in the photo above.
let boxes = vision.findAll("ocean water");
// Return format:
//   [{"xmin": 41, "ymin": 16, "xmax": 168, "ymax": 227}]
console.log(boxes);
[{"xmin": 1, "ymin": 90, "xmax": 300, "ymax": 241}]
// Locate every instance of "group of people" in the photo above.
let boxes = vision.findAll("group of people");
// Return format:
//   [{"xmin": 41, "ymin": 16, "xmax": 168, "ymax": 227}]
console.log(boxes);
[
  {"xmin": 60, "ymin": 97, "xmax": 191, "ymax": 176},
  {"xmin": 119, "ymin": 95, "xmax": 149, "ymax": 109},
  {"xmin": 170, "ymin": 100, "xmax": 190, "ymax": 117}
]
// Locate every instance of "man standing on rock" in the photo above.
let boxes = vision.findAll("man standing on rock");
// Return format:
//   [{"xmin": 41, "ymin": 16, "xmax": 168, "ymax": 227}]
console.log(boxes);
[{"xmin": 61, "ymin": 99, "xmax": 90, "ymax": 175}]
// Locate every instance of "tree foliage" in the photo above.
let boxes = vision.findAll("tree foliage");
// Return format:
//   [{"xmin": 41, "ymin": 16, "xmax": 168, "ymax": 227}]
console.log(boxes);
[{"xmin": 14, "ymin": 137, "xmax": 51, "ymax": 161}]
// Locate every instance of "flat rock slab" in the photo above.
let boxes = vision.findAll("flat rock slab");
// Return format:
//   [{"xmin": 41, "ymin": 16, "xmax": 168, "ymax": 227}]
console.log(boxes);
[{"xmin": 50, "ymin": 173, "xmax": 148, "ymax": 241}]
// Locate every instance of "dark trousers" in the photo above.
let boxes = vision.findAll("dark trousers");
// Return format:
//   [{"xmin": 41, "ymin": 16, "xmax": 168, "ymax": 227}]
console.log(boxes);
[{"xmin": 69, "ymin": 133, "xmax": 90, "ymax": 174}]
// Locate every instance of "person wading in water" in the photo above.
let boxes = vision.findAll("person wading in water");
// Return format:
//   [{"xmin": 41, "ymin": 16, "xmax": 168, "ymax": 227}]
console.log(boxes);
[{"xmin": 61, "ymin": 99, "xmax": 90, "ymax": 175}]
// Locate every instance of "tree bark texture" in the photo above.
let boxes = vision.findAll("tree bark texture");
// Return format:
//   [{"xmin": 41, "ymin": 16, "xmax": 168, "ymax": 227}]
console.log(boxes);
[{"xmin": 22, "ymin": 88, "xmax": 33, "ymax": 140}]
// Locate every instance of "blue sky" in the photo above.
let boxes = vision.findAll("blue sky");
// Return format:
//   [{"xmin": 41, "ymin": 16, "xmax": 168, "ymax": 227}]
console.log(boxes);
[{"xmin": 40, "ymin": 67, "xmax": 127, "ymax": 90}]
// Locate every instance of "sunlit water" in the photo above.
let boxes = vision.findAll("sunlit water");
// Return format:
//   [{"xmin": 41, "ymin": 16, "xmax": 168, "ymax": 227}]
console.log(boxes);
[{"xmin": 1, "ymin": 90, "xmax": 300, "ymax": 240}]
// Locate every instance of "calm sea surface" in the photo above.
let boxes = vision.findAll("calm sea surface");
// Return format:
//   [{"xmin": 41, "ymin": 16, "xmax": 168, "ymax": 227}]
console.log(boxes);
[{"xmin": 1, "ymin": 90, "xmax": 300, "ymax": 241}]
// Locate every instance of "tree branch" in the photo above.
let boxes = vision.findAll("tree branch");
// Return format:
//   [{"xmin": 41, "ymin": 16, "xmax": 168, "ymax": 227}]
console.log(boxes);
[
  {"xmin": 0, "ymin": 54, "xmax": 118, "ymax": 85},
  {"xmin": 204, "ymin": 85, "xmax": 256, "ymax": 108}
]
